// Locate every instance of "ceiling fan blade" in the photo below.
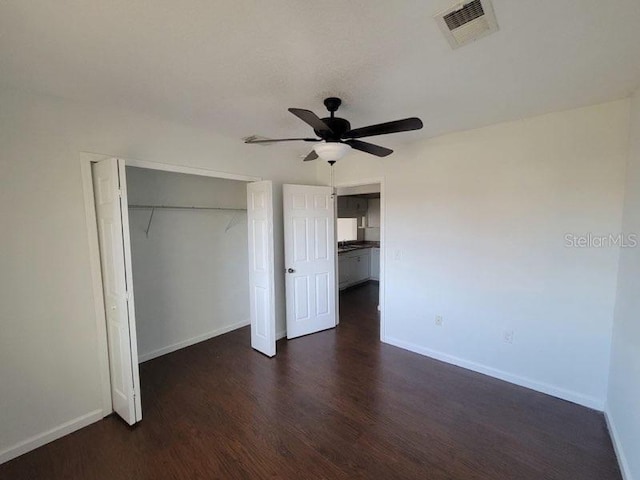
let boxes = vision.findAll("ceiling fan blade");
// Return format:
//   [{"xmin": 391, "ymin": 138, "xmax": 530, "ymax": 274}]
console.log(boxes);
[
  {"xmin": 244, "ymin": 136, "xmax": 318, "ymax": 144},
  {"xmin": 344, "ymin": 117, "xmax": 423, "ymax": 139},
  {"xmin": 303, "ymin": 150, "xmax": 319, "ymax": 162},
  {"xmin": 345, "ymin": 139, "xmax": 393, "ymax": 157},
  {"xmin": 288, "ymin": 108, "xmax": 334, "ymax": 134}
]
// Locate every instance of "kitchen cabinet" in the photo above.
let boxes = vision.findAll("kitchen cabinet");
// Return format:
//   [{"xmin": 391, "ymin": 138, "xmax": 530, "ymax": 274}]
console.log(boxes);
[
  {"xmin": 337, "ymin": 196, "xmax": 349, "ymax": 214},
  {"xmin": 338, "ymin": 248, "xmax": 371, "ymax": 290},
  {"xmin": 367, "ymin": 198, "xmax": 380, "ymax": 228},
  {"xmin": 370, "ymin": 248, "xmax": 380, "ymax": 281},
  {"xmin": 337, "ymin": 196, "xmax": 368, "ymax": 218},
  {"xmin": 353, "ymin": 251, "xmax": 370, "ymax": 281},
  {"xmin": 349, "ymin": 197, "xmax": 368, "ymax": 213},
  {"xmin": 338, "ymin": 256, "xmax": 355, "ymax": 288}
]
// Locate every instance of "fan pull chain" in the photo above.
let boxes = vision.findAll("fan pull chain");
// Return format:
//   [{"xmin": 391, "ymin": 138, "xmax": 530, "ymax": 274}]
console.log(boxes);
[{"xmin": 329, "ymin": 161, "xmax": 336, "ymax": 198}]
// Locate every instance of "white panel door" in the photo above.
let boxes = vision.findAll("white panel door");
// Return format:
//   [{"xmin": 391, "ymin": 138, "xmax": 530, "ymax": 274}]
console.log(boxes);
[
  {"xmin": 92, "ymin": 158, "xmax": 142, "ymax": 425},
  {"xmin": 283, "ymin": 184, "xmax": 336, "ymax": 339},
  {"xmin": 247, "ymin": 181, "xmax": 276, "ymax": 356}
]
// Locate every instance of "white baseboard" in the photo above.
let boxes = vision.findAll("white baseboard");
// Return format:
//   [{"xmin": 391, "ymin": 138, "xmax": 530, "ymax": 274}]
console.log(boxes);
[
  {"xmin": 383, "ymin": 336, "xmax": 603, "ymax": 410},
  {"xmin": 138, "ymin": 319, "xmax": 250, "ymax": 363},
  {"xmin": 0, "ymin": 409, "xmax": 103, "ymax": 465},
  {"xmin": 604, "ymin": 406, "xmax": 633, "ymax": 480},
  {"xmin": 276, "ymin": 329, "xmax": 286, "ymax": 340}
]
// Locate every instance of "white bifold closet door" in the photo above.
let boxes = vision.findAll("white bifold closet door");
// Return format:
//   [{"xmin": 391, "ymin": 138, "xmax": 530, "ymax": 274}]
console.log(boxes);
[
  {"xmin": 283, "ymin": 184, "xmax": 337, "ymax": 339},
  {"xmin": 92, "ymin": 157, "xmax": 142, "ymax": 425},
  {"xmin": 247, "ymin": 181, "xmax": 277, "ymax": 357}
]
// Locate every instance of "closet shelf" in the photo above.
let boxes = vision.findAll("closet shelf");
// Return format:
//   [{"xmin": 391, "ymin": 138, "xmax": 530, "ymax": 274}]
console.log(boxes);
[{"xmin": 127, "ymin": 205, "xmax": 247, "ymax": 237}]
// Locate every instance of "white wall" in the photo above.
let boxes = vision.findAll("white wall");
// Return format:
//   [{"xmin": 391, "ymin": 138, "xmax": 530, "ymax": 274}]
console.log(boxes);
[
  {"xmin": 126, "ymin": 167, "xmax": 249, "ymax": 362},
  {"xmin": 0, "ymin": 86, "xmax": 316, "ymax": 463},
  {"xmin": 607, "ymin": 89, "xmax": 640, "ymax": 480},
  {"xmin": 321, "ymin": 100, "xmax": 630, "ymax": 408}
]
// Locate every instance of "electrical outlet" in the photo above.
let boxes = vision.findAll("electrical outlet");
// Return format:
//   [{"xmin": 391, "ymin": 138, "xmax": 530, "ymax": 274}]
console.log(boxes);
[
  {"xmin": 435, "ymin": 315, "xmax": 443, "ymax": 326},
  {"xmin": 503, "ymin": 330, "xmax": 514, "ymax": 344}
]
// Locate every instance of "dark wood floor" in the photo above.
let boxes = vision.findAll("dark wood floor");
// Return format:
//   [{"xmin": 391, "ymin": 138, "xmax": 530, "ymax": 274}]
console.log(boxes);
[{"xmin": 0, "ymin": 282, "xmax": 621, "ymax": 479}]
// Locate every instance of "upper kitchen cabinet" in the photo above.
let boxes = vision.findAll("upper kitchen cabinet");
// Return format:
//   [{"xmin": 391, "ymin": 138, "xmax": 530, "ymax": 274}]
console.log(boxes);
[
  {"xmin": 337, "ymin": 196, "xmax": 368, "ymax": 217},
  {"xmin": 367, "ymin": 198, "xmax": 380, "ymax": 228},
  {"xmin": 350, "ymin": 197, "xmax": 367, "ymax": 213},
  {"xmin": 337, "ymin": 196, "xmax": 349, "ymax": 214}
]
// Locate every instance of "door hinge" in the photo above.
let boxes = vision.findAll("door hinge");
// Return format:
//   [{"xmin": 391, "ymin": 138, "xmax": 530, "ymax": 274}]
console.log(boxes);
[{"xmin": 117, "ymin": 189, "xmax": 123, "ymax": 198}]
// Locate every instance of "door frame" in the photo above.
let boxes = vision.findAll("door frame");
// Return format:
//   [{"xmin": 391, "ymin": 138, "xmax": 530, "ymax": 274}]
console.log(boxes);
[
  {"xmin": 334, "ymin": 177, "xmax": 386, "ymax": 342},
  {"xmin": 80, "ymin": 152, "xmax": 261, "ymax": 417}
]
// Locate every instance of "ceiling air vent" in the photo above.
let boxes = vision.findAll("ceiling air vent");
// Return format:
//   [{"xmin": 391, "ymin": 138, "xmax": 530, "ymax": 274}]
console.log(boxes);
[{"xmin": 435, "ymin": 0, "xmax": 499, "ymax": 49}]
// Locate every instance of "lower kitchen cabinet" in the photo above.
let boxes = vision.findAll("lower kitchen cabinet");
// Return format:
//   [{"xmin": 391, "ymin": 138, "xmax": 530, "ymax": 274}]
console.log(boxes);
[
  {"xmin": 338, "ymin": 256, "xmax": 354, "ymax": 288},
  {"xmin": 370, "ymin": 248, "xmax": 380, "ymax": 281},
  {"xmin": 338, "ymin": 248, "xmax": 372, "ymax": 290}
]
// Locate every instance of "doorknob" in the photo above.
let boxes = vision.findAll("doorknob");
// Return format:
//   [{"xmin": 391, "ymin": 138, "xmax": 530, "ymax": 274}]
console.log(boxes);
[{"xmin": 287, "ymin": 268, "xmax": 295, "ymax": 273}]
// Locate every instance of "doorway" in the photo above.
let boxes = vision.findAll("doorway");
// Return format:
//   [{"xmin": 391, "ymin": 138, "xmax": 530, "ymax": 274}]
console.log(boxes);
[{"xmin": 335, "ymin": 182, "xmax": 383, "ymax": 338}]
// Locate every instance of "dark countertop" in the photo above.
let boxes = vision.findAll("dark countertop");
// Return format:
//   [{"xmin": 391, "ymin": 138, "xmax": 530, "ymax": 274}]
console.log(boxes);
[{"xmin": 337, "ymin": 242, "xmax": 380, "ymax": 254}]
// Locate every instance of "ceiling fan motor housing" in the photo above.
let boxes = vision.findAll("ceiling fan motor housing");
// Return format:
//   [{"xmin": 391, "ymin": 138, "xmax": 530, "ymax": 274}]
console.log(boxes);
[
  {"xmin": 315, "ymin": 117, "xmax": 351, "ymax": 141},
  {"xmin": 314, "ymin": 97, "xmax": 349, "ymax": 141}
]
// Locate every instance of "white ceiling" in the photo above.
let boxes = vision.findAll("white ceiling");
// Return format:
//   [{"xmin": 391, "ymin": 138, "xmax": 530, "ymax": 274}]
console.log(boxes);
[{"xmin": 2, "ymin": 0, "xmax": 640, "ymax": 153}]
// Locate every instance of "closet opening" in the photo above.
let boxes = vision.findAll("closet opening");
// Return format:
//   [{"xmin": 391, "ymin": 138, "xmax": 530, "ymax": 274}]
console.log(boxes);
[
  {"xmin": 125, "ymin": 166, "xmax": 251, "ymax": 365},
  {"xmin": 86, "ymin": 155, "xmax": 261, "ymax": 425}
]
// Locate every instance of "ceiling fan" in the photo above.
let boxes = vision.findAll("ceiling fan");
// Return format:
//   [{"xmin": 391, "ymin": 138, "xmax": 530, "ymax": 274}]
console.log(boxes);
[{"xmin": 244, "ymin": 97, "xmax": 423, "ymax": 164}]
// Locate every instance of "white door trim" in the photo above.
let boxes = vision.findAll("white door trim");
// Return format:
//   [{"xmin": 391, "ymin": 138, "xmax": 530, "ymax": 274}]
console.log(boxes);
[
  {"xmin": 334, "ymin": 177, "xmax": 386, "ymax": 342},
  {"xmin": 80, "ymin": 152, "xmax": 262, "ymax": 417},
  {"xmin": 125, "ymin": 158, "xmax": 261, "ymax": 182}
]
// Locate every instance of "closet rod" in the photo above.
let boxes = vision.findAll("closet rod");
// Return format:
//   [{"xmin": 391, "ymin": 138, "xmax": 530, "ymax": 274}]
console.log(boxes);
[
  {"xmin": 128, "ymin": 205, "xmax": 246, "ymax": 211},
  {"xmin": 128, "ymin": 205, "xmax": 247, "ymax": 237}
]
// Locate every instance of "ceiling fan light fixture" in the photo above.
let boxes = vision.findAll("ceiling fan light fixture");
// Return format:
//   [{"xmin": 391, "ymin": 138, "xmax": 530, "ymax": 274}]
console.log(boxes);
[{"xmin": 313, "ymin": 142, "xmax": 352, "ymax": 162}]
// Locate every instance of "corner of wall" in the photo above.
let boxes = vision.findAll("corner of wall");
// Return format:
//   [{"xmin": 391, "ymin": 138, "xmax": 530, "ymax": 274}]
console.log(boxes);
[
  {"xmin": 604, "ymin": 87, "xmax": 640, "ymax": 480},
  {"xmin": 604, "ymin": 404, "xmax": 633, "ymax": 480}
]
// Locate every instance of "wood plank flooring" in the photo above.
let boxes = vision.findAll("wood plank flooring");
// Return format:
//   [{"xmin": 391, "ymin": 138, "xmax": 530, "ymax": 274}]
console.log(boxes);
[{"xmin": 0, "ymin": 282, "xmax": 621, "ymax": 479}]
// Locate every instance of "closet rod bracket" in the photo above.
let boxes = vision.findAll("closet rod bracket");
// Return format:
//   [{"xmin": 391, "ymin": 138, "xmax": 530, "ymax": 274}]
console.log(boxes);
[{"xmin": 145, "ymin": 207, "xmax": 156, "ymax": 238}]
